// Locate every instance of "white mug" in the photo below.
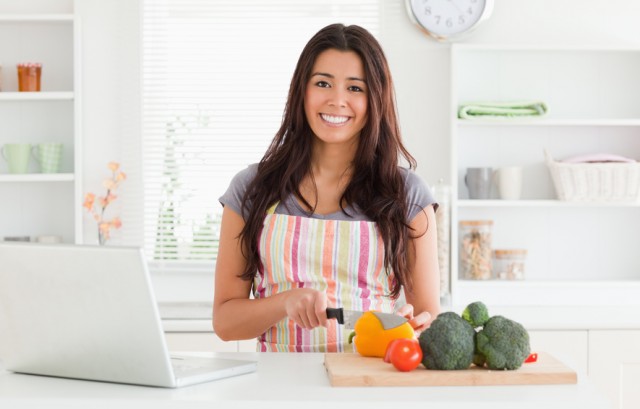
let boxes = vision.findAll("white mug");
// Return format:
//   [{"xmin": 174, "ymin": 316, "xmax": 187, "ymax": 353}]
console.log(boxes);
[{"xmin": 497, "ymin": 166, "xmax": 523, "ymax": 200}]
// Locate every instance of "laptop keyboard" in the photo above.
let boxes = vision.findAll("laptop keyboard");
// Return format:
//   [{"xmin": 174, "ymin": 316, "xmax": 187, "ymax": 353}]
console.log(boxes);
[
  {"xmin": 170, "ymin": 355, "xmax": 257, "ymax": 373},
  {"xmin": 170, "ymin": 356, "xmax": 215, "ymax": 376},
  {"xmin": 170, "ymin": 355, "xmax": 247, "ymax": 377},
  {"xmin": 172, "ymin": 362, "xmax": 202, "ymax": 372}
]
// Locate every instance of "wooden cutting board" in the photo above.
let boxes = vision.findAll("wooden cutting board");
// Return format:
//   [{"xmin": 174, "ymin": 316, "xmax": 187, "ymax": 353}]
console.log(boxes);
[{"xmin": 324, "ymin": 352, "xmax": 577, "ymax": 387}]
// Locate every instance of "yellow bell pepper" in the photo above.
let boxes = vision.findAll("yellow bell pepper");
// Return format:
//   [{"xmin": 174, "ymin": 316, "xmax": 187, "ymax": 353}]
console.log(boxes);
[{"xmin": 350, "ymin": 311, "xmax": 415, "ymax": 357}]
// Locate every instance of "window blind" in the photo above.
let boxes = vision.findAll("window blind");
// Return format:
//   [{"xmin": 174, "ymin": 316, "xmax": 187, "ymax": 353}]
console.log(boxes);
[{"xmin": 142, "ymin": 0, "xmax": 380, "ymax": 272}]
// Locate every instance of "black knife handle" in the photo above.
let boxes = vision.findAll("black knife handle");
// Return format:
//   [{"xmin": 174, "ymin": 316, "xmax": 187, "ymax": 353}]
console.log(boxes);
[{"xmin": 326, "ymin": 307, "xmax": 344, "ymax": 324}]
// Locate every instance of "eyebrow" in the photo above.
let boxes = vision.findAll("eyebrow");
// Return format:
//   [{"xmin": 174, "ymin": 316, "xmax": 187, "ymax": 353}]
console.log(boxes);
[{"xmin": 311, "ymin": 72, "xmax": 366, "ymax": 83}]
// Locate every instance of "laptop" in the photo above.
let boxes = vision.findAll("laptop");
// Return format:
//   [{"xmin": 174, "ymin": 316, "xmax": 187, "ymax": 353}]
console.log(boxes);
[{"xmin": 0, "ymin": 243, "xmax": 257, "ymax": 388}]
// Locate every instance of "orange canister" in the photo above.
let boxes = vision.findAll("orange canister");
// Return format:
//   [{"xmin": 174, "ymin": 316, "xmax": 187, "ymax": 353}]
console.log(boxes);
[{"xmin": 17, "ymin": 62, "xmax": 42, "ymax": 92}]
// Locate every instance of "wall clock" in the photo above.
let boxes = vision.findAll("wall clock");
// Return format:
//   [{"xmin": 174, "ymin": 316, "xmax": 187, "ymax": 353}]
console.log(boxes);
[{"xmin": 406, "ymin": 0, "xmax": 494, "ymax": 42}]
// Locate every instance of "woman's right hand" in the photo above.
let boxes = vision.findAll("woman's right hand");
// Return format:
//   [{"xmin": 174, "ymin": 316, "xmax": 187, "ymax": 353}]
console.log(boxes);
[{"xmin": 283, "ymin": 288, "xmax": 328, "ymax": 329}]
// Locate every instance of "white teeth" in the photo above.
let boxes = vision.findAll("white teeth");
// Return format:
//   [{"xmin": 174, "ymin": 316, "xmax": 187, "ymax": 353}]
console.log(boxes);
[{"xmin": 321, "ymin": 114, "xmax": 349, "ymax": 124}]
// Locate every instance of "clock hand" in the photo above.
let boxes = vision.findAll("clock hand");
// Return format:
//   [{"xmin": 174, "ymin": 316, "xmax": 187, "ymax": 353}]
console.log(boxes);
[{"xmin": 448, "ymin": 0, "xmax": 464, "ymax": 15}]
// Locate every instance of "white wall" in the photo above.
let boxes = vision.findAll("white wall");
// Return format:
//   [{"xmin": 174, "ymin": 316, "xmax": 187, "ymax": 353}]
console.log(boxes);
[
  {"xmin": 2, "ymin": 0, "xmax": 638, "ymax": 303},
  {"xmin": 2, "ymin": 0, "xmax": 638, "ymax": 326},
  {"xmin": 75, "ymin": 0, "xmax": 140, "ymax": 244},
  {"xmin": 379, "ymin": 0, "xmax": 640, "ymax": 189},
  {"xmin": 10, "ymin": 0, "xmax": 640, "ymax": 241}
]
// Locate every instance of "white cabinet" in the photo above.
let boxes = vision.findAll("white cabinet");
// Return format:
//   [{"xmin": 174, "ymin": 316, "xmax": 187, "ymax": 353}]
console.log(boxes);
[
  {"xmin": 164, "ymin": 332, "xmax": 256, "ymax": 353},
  {"xmin": 237, "ymin": 339, "xmax": 257, "ymax": 352},
  {"xmin": 449, "ymin": 45, "xmax": 640, "ymax": 308},
  {"xmin": 0, "ymin": 12, "xmax": 81, "ymax": 244},
  {"xmin": 589, "ymin": 330, "xmax": 640, "ymax": 409},
  {"xmin": 528, "ymin": 330, "xmax": 588, "ymax": 376}
]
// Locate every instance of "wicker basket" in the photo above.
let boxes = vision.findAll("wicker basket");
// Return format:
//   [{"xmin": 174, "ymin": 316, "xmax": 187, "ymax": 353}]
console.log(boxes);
[{"xmin": 545, "ymin": 150, "xmax": 640, "ymax": 202}]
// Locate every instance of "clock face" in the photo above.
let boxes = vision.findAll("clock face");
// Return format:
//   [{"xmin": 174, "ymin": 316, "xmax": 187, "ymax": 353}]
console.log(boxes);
[{"xmin": 408, "ymin": 0, "xmax": 491, "ymax": 39}]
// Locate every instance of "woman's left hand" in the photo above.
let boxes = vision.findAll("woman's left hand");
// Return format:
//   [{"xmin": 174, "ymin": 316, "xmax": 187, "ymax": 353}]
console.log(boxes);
[{"xmin": 396, "ymin": 304, "xmax": 431, "ymax": 336}]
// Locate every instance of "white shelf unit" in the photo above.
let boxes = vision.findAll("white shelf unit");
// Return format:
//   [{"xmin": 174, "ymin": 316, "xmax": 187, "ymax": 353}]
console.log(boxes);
[
  {"xmin": 0, "ymin": 173, "xmax": 74, "ymax": 182},
  {"xmin": 0, "ymin": 14, "xmax": 74, "ymax": 23},
  {"xmin": 449, "ymin": 44, "xmax": 640, "ymax": 308},
  {"xmin": 0, "ymin": 91, "xmax": 74, "ymax": 100},
  {"xmin": 0, "ymin": 12, "xmax": 82, "ymax": 244}
]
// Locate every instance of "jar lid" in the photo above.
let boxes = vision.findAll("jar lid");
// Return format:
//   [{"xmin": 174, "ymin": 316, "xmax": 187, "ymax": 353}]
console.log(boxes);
[
  {"xmin": 17, "ymin": 62, "xmax": 42, "ymax": 67},
  {"xmin": 493, "ymin": 249, "xmax": 528, "ymax": 256},
  {"xmin": 459, "ymin": 220, "xmax": 493, "ymax": 226}
]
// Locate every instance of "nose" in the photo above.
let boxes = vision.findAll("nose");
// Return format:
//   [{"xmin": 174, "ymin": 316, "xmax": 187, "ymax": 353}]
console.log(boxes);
[{"xmin": 328, "ymin": 88, "xmax": 347, "ymax": 108}]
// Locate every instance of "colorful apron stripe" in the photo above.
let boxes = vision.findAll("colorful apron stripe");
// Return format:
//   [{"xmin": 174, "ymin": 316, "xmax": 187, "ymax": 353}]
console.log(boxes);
[{"xmin": 254, "ymin": 212, "xmax": 395, "ymax": 352}]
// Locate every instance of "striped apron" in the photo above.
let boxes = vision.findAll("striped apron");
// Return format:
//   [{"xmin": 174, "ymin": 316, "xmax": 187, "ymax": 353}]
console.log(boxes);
[{"xmin": 253, "ymin": 207, "xmax": 396, "ymax": 352}]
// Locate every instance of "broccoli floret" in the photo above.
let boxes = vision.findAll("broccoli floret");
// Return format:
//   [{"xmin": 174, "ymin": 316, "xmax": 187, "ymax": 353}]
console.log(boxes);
[
  {"xmin": 475, "ymin": 315, "xmax": 531, "ymax": 370},
  {"xmin": 418, "ymin": 311, "xmax": 475, "ymax": 370},
  {"xmin": 462, "ymin": 301, "xmax": 490, "ymax": 328}
]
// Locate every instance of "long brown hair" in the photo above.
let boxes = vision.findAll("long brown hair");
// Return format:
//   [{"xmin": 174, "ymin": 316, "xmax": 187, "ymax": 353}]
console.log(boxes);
[{"xmin": 239, "ymin": 23, "xmax": 419, "ymax": 298}]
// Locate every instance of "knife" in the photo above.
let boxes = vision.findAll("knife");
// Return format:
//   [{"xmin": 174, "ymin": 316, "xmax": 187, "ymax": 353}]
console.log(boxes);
[{"xmin": 326, "ymin": 307, "xmax": 408, "ymax": 330}]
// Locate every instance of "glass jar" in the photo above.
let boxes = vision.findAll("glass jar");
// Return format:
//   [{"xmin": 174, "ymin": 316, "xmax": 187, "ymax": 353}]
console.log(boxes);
[
  {"xmin": 17, "ymin": 62, "xmax": 42, "ymax": 92},
  {"xmin": 432, "ymin": 179, "xmax": 451, "ymax": 297},
  {"xmin": 459, "ymin": 220, "xmax": 493, "ymax": 280},
  {"xmin": 493, "ymin": 249, "xmax": 527, "ymax": 280}
]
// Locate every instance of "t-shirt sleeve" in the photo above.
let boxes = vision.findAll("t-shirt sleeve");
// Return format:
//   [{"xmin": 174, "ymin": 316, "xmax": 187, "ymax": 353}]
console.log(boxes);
[
  {"xmin": 218, "ymin": 164, "xmax": 258, "ymax": 220},
  {"xmin": 403, "ymin": 168, "xmax": 438, "ymax": 221}
]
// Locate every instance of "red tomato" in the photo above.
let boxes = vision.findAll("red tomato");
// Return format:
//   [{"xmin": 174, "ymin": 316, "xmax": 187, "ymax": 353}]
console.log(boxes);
[{"xmin": 385, "ymin": 338, "xmax": 423, "ymax": 372}]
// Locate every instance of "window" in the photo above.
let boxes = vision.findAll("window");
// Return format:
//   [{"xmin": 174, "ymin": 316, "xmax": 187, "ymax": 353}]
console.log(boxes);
[{"xmin": 141, "ymin": 0, "xmax": 381, "ymax": 273}]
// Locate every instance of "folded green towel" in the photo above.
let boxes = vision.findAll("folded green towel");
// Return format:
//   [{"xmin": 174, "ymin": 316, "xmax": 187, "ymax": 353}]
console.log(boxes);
[{"xmin": 458, "ymin": 101, "xmax": 548, "ymax": 119}]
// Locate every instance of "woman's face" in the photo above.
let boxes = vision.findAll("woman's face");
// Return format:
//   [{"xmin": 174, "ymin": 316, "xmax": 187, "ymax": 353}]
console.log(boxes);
[{"xmin": 304, "ymin": 49, "xmax": 368, "ymax": 148}]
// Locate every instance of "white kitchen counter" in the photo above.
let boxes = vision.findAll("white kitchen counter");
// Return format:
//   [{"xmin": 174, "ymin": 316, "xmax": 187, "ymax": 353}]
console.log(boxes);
[{"xmin": 0, "ymin": 352, "xmax": 612, "ymax": 409}]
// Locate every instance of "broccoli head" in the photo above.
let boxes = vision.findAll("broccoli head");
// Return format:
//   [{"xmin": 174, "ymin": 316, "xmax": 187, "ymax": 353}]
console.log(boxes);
[
  {"xmin": 462, "ymin": 301, "xmax": 490, "ymax": 328},
  {"xmin": 475, "ymin": 315, "xmax": 530, "ymax": 370},
  {"xmin": 418, "ymin": 311, "xmax": 475, "ymax": 370}
]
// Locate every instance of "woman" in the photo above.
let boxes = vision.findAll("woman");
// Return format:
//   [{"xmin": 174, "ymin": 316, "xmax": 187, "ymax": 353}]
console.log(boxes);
[{"xmin": 213, "ymin": 23, "xmax": 440, "ymax": 352}]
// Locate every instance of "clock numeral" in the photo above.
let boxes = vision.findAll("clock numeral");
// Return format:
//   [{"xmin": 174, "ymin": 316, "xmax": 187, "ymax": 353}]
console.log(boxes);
[{"xmin": 409, "ymin": 0, "xmax": 489, "ymax": 37}]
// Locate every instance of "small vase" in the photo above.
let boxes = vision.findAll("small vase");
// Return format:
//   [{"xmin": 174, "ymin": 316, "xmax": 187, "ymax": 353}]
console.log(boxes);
[{"xmin": 98, "ymin": 230, "xmax": 107, "ymax": 246}]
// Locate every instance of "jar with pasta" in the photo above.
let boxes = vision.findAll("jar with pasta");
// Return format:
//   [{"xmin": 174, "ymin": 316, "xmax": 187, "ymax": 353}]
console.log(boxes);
[{"xmin": 459, "ymin": 220, "xmax": 493, "ymax": 280}]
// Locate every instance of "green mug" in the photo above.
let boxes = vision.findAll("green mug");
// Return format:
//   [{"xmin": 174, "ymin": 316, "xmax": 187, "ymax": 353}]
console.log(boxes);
[
  {"xmin": 1, "ymin": 143, "xmax": 32, "ymax": 174},
  {"xmin": 32, "ymin": 142, "xmax": 63, "ymax": 174}
]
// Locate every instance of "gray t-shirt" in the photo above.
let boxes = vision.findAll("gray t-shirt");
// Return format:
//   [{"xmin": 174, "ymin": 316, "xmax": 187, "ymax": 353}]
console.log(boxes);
[{"xmin": 219, "ymin": 164, "xmax": 437, "ymax": 221}]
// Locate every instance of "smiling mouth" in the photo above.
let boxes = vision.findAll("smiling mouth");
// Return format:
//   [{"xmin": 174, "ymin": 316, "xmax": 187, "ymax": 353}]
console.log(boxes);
[{"xmin": 320, "ymin": 113, "xmax": 350, "ymax": 125}]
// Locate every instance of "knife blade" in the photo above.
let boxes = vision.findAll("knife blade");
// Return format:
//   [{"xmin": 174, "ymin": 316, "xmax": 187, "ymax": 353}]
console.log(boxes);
[{"xmin": 326, "ymin": 307, "xmax": 408, "ymax": 330}]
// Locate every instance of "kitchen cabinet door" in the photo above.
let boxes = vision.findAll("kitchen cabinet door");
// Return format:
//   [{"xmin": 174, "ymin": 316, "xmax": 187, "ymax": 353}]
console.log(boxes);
[
  {"xmin": 528, "ymin": 330, "xmax": 588, "ymax": 376},
  {"xmin": 237, "ymin": 339, "xmax": 257, "ymax": 352},
  {"xmin": 589, "ymin": 330, "xmax": 640, "ymax": 409},
  {"xmin": 164, "ymin": 332, "xmax": 238, "ymax": 353}
]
